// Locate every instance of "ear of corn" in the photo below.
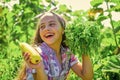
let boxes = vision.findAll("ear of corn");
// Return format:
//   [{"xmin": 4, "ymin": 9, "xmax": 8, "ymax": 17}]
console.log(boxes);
[{"xmin": 19, "ymin": 42, "xmax": 42, "ymax": 64}]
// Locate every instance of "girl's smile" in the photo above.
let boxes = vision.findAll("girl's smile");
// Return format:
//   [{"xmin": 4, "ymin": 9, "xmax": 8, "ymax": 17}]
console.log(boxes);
[
  {"xmin": 44, "ymin": 33, "xmax": 54, "ymax": 39},
  {"xmin": 44, "ymin": 32, "xmax": 55, "ymax": 39}
]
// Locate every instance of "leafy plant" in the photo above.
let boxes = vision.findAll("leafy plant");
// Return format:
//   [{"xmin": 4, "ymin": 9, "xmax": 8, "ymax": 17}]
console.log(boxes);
[{"xmin": 65, "ymin": 18, "xmax": 101, "ymax": 56}]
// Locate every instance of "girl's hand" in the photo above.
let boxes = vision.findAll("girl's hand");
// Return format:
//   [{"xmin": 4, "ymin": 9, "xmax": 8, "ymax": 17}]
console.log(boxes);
[
  {"xmin": 23, "ymin": 52, "xmax": 44, "ymax": 69},
  {"xmin": 23, "ymin": 52, "xmax": 48, "ymax": 80}
]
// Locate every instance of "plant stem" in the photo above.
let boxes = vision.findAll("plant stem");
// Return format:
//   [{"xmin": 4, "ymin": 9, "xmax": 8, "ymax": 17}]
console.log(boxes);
[{"xmin": 105, "ymin": 1, "xmax": 119, "ymax": 47}]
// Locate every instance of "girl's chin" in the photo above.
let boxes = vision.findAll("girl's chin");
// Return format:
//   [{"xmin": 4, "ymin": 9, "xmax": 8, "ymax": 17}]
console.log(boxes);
[
  {"xmin": 45, "ymin": 41, "xmax": 55, "ymax": 45},
  {"xmin": 44, "ymin": 39, "xmax": 55, "ymax": 44}
]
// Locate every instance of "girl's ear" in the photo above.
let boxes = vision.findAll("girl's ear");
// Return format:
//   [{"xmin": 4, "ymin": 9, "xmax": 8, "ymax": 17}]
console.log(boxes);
[
  {"xmin": 62, "ymin": 31, "xmax": 64, "ymax": 34},
  {"xmin": 61, "ymin": 27, "xmax": 64, "ymax": 34},
  {"xmin": 62, "ymin": 30, "xmax": 64, "ymax": 34}
]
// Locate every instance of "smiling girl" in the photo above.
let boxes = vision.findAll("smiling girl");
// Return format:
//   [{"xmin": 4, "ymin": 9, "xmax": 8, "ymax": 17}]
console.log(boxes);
[{"xmin": 17, "ymin": 11, "xmax": 93, "ymax": 80}]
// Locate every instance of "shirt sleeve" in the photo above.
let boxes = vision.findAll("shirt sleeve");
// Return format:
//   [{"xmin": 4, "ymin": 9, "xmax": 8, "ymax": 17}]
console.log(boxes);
[{"xmin": 70, "ymin": 54, "xmax": 79, "ymax": 67}]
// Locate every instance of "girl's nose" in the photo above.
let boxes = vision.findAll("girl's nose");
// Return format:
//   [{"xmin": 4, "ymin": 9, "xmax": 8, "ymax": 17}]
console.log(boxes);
[{"xmin": 44, "ymin": 26, "xmax": 50, "ymax": 31}]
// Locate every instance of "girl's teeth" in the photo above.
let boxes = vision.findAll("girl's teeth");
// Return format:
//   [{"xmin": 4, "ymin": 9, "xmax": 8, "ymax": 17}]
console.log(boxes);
[
  {"xmin": 45, "ymin": 33, "xmax": 54, "ymax": 38},
  {"xmin": 46, "ymin": 33, "xmax": 53, "ymax": 36}
]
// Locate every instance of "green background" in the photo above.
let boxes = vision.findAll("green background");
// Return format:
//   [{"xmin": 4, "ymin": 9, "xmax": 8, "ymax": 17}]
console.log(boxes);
[{"xmin": 0, "ymin": 0, "xmax": 120, "ymax": 80}]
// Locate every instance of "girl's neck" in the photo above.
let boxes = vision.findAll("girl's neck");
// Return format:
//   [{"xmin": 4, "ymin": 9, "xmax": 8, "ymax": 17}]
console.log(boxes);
[
  {"xmin": 49, "ymin": 42, "xmax": 61, "ymax": 55},
  {"xmin": 48, "ymin": 41, "xmax": 62, "ymax": 65}
]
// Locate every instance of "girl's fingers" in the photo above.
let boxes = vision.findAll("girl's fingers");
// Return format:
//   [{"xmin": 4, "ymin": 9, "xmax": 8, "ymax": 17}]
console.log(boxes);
[
  {"xmin": 23, "ymin": 52, "xmax": 42, "ymax": 69},
  {"xmin": 23, "ymin": 52, "xmax": 30, "ymax": 61}
]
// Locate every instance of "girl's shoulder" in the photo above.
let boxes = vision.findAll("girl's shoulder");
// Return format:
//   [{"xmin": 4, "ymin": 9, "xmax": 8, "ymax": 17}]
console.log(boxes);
[
  {"xmin": 61, "ymin": 47, "xmax": 75, "ymax": 59},
  {"xmin": 62, "ymin": 47, "xmax": 79, "ymax": 67}
]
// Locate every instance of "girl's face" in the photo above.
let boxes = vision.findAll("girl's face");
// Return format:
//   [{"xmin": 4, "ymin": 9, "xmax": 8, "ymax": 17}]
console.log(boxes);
[{"xmin": 39, "ymin": 13, "xmax": 64, "ymax": 45}]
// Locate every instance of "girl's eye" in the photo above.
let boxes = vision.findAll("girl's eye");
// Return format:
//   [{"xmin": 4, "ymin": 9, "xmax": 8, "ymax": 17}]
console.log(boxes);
[
  {"xmin": 49, "ymin": 23, "xmax": 55, "ymax": 26},
  {"xmin": 40, "ymin": 25, "xmax": 45, "ymax": 29}
]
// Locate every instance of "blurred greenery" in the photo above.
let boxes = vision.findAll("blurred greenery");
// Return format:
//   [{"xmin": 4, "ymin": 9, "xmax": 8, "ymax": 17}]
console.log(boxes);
[{"xmin": 0, "ymin": 0, "xmax": 120, "ymax": 80}]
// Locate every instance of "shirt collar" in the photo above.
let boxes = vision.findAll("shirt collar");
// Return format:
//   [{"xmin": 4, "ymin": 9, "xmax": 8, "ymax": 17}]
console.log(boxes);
[{"xmin": 40, "ymin": 42, "xmax": 67, "ymax": 55}]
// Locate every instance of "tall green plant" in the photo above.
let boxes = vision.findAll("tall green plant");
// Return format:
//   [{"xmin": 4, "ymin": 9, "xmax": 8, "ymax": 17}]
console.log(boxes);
[{"xmin": 90, "ymin": 0, "xmax": 120, "ymax": 79}]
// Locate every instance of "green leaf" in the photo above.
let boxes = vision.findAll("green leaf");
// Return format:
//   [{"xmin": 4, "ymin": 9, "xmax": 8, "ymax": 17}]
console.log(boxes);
[
  {"xmin": 90, "ymin": 0, "xmax": 104, "ymax": 7},
  {"xmin": 6, "ymin": 12, "xmax": 15, "ymax": 27},
  {"xmin": 110, "ymin": 3, "xmax": 120, "ymax": 12},
  {"xmin": 24, "ymin": 7, "xmax": 33, "ymax": 14},
  {"xmin": 97, "ymin": 15, "xmax": 108, "ymax": 22},
  {"xmin": 59, "ymin": 4, "xmax": 68, "ymax": 12},
  {"xmin": 4, "ymin": 0, "xmax": 10, "ymax": 2},
  {"xmin": 45, "ymin": 0, "xmax": 51, "ymax": 3},
  {"xmin": 102, "ymin": 55, "xmax": 120, "ymax": 74},
  {"xmin": 102, "ymin": 69, "xmax": 120, "ymax": 73},
  {"xmin": 2, "ymin": 7, "xmax": 9, "ymax": 15},
  {"xmin": 110, "ymin": 0, "xmax": 120, "ymax": 4},
  {"xmin": 113, "ymin": 21, "xmax": 120, "ymax": 33}
]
